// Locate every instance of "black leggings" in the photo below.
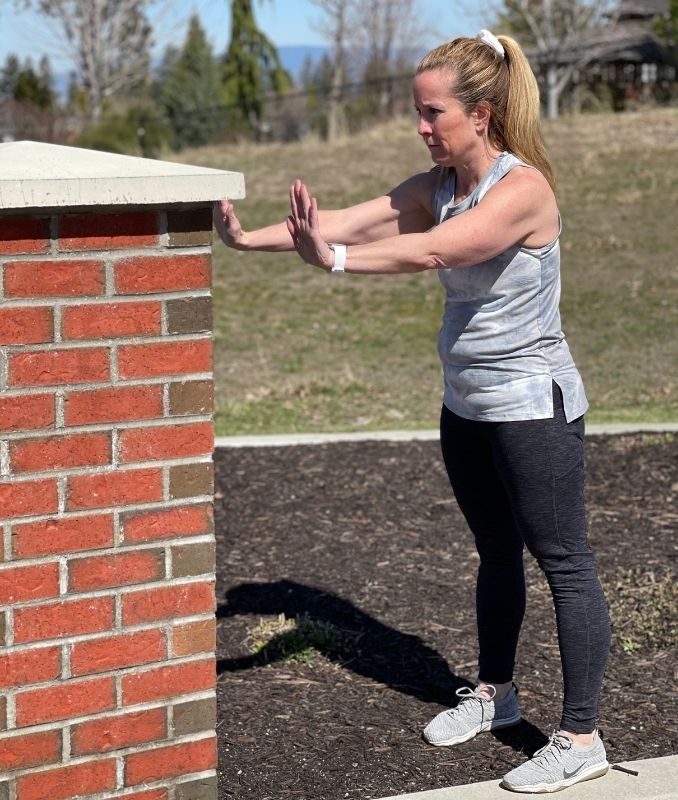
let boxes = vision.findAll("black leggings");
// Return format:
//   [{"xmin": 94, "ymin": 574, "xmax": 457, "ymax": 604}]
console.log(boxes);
[{"xmin": 439, "ymin": 384, "xmax": 611, "ymax": 733}]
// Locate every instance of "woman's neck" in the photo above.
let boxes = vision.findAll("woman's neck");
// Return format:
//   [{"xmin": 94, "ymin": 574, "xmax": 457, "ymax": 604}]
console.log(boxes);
[{"xmin": 453, "ymin": 146, "xmax": 503, "ymax": 202}]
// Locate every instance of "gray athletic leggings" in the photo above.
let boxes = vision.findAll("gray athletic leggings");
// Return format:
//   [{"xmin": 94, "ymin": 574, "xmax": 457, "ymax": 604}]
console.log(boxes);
[{"xmin": 439, "ymin": 384, "xmax": 611, "ymax": 733}]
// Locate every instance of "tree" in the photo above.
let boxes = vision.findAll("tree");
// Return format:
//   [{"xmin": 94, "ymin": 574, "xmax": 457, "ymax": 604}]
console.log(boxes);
[
  {"xmin": 299, "ymin": 53, "xmax": 333, "ymax": 137},
  {"xmin": 494, "ymin": 0, "xmax": 618, "ymax": 118},
  {"xmin": 25, "ymin": 0, "xmax": 155, "ymax": 119},
  {"xmin": 308, "ymin": 0, "xmax": 350, "ymax": 140},
  {"xmin": 0, "ymin": 54, "xmax": 21, "ymax": 99},
  {"xmin": 157, "ymin": 14, "xmax": 223, "ymax": 149},
  {"xmin": 351, "ymin": 0, "xmax": 424, "ymax": 119},
  {"xmin": 655, "ymin": 0, "xmax": 678, "ymax": 66},
  {"xmin": 221, "ymin": 0, "xmax": 291, "ymax": 134},
  {"xmin": 0, "ymin": 54, "xmax": 54, "ymax": 108}
]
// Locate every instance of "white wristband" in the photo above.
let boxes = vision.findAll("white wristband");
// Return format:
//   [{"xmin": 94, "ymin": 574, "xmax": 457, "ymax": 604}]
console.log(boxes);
[{"xmin": 329, "ymin": 244, "xmax": 347, "ymax": 273}]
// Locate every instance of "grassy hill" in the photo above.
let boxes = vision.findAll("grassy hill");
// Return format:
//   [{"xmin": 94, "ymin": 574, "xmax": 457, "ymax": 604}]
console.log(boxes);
[{"xmin": 175, "ymin": 109, "xmax": 678, "ymax": 434}]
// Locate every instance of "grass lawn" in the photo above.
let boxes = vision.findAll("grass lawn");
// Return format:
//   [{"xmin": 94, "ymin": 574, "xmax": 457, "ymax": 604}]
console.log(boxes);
[{"xmin": 175, "ymin": 108, "xmax": 678, "ymax": 434}]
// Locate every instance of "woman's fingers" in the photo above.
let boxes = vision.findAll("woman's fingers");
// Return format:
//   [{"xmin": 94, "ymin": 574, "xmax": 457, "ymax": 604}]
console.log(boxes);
[
  {"xmin": 309, "ymin": 196, "xmax": 319, "ymax": 232},
  {"xmin": 289, "ymin": 183, "xmax": 298, "ymax": 224},
  {"xmin": 290, "ymin": 180, "xmax": 315, "ymax": 230}
]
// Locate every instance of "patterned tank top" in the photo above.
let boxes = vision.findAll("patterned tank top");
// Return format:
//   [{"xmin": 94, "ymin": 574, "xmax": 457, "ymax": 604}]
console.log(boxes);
[{"xmin": 434, "ymin": 151, "xmax": 588, "ymax": 422}]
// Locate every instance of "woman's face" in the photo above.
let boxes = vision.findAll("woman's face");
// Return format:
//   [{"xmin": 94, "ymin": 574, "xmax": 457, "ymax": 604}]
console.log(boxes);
[{"xmin": 413, "ymin": 69, "xmax": 478, "ymax": 166}]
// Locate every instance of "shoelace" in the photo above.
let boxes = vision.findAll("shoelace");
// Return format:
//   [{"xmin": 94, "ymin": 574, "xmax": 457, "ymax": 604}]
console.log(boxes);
[
  {"xmin": 531, "ymin": 732, "xmax": 573, "ymax": 767},
  {"xmin": 446, "ymin": 685, "xmax": 496, "ymax": 717}
]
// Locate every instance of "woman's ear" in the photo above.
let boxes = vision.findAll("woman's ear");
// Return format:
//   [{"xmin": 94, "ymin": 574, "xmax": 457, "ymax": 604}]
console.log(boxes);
[{"xmin": 472, "ymin": 102, "xmax": 491, "ymax": 133}]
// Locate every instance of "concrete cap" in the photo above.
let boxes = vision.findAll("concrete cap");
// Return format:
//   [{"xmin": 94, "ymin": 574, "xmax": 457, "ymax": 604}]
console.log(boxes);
[
  {"xmin": 0, "ymin": 140, "xmax": 245, "ymax": 210},
  {"xmin": 376, "ymin": 755, "xmax": 678, "ymax": 800}
]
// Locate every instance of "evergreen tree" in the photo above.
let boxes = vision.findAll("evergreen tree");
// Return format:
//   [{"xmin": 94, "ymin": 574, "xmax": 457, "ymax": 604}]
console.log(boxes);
[
  {"xmin": 13, "ymin": 56, "xmax": 54, "ymax": 108},
  {"xmin": 0, "ymin": 54, "xmax": 54, "ymax": 108},
  {"xmin": 36, "ymin": 56, "xmax": 55, "ymax": 108},
  {"xmin": 0, "ymin": 54, "xmax": 21, "ymax": 99},
  {"xmin": 157, "ymin": 13, "xmax": 223, "ymax": 149},
  {"xmin": 655, "ymin": 0, "xmax": 678, "ymax": 63},
  {"xmin": 221, "ymin": 0, "xmax": 291, "ymax": 133}
]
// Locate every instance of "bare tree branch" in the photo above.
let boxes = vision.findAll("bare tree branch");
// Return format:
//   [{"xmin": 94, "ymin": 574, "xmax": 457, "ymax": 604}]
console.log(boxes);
[
  {"xmin": 26, "ymin": 0, "xmax": 156, "ymax": 119},
  {"xmin": 493, "ymin": 0, "xmax": 620, "ymax": 117}
]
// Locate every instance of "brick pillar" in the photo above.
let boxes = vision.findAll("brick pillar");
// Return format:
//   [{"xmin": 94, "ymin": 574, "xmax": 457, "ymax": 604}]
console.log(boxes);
[{"xmin": 0, "ymin": 142, "xmax": 244, "ymax": 800}]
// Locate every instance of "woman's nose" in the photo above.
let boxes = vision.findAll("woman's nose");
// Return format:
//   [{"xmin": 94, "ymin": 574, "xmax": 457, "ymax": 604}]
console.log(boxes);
[{"xmin": 417, "ymin": 117, "xmax": 432, "ymax": 136}]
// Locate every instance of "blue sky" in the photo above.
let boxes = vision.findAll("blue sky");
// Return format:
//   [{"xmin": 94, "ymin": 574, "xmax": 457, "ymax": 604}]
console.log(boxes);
[{"xmin": 0, "ymin": 1, "xmax": 484, "ymax": 71}]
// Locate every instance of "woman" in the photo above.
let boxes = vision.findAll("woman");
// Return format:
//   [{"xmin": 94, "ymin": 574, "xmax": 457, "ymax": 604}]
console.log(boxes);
[{"xmin": 214, "ymin": 30, "xmax": 612, "ymax": 794}]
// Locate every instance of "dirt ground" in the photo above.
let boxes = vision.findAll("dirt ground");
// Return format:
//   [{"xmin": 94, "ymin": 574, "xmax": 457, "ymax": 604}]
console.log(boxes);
[{"xmin": 214, "ymin": 432, "xmax": 677, "ymax": 800}]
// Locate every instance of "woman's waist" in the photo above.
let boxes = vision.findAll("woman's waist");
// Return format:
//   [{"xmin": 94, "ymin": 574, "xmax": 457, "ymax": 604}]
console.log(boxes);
[{"xmin": 438, "ymin": 326, "xmax": 567, "ymax": 363}]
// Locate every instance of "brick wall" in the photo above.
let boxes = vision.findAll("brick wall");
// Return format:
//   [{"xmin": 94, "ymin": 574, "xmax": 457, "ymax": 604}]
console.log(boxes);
[{"xmin": 0, "ymin": 207, "xmax": 218, "ymax": 800}]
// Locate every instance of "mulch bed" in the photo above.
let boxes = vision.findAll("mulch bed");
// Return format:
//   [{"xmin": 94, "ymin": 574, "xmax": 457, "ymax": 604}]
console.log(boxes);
[{"xmin": 214, "ymin": 433, "xmax": 677, "ymax": 800}]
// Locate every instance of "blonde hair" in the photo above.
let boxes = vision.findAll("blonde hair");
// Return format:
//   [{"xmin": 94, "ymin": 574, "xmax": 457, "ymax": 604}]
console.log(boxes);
[{"xmin": 417, "ymin": 35, "xmax": 555, "ymax": 190}]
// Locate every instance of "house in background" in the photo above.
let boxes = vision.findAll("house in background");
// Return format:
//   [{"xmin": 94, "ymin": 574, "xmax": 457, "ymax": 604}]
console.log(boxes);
[
  {"xmin": 529, "ymin": 0, "xmax": 675, "ymax": 112},
  {"xmin": 588, "ymin": 0, "xmax": 675, "ymax": 108}
]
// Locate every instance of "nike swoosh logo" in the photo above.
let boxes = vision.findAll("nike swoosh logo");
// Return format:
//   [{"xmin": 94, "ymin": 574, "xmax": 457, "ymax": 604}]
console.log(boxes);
[{"xmin": 563, "ymin": 763, "xmax": 587, "ymax": 780}]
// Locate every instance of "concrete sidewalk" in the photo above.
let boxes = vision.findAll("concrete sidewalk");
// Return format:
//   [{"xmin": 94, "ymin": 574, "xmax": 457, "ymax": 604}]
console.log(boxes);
[
  {"xmin": 376, "ymin": 754, "xmax": 678, "ymax": 800},
  {"xmin": 215, "ymin": 422, "xmax": 678, "ymax": 448}
]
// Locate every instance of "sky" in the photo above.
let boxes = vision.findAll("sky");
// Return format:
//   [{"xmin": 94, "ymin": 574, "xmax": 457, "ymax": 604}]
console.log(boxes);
[{"xmin": 0, "ymin": 1, "xmax": 484, "ymax": 72}]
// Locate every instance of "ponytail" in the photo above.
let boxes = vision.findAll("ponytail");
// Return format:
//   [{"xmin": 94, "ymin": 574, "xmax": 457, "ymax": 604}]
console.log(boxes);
[{"xmin": 417, "ymin": 35, "xmax": 555, "ymax": 190}]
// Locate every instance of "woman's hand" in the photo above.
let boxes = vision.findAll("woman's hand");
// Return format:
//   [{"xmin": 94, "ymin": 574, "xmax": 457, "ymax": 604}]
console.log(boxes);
[
  {"xmin": 286, "ymin": 180, "xmax": 335, "ymax": 271},
  {"xmin": 213, "ymin": 199, "xmax": 248, "ymax": 250}
]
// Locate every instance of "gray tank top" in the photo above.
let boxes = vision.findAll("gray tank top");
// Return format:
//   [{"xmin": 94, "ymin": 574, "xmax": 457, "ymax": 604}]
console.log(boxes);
[{"xmin": 434, "ymin": 152, "xmax": 588, "ymax": 423}]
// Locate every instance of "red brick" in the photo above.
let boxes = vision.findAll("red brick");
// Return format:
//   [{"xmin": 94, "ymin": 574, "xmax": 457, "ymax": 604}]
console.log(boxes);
[
  {"xmin": 62, "ymin": 301, "xmax": 162, "ymax": 340},
  {"xmin": 16, "ymin": 675, "xmax": 115, "ymax": 726},
  {"xmin": 12, "ymin": 514, "xmax": 114, "ymax": 558},
  {"xmin": 72, "ymin": 707, "xmax": 167, "ymax": 755},
  {"xmin": 8, "ymin": 347, "xmax": 110, "ymax": 387},
  {"xmin": 118, "ymin": 339, "xmax": 212, "ymax": 380},
  {"xmin": 14, "ymin": 596, "xmax": 114, "ymax": 644},
  {"xmin": 0, "ymin": 307, "xmax": 53, "ymax": 345},
  {"xmin": 122, "ymin": 504, "xmax": 213, "ymax": 544},
  {"xmin": 0, "ymin": 394, "xmax": 55, "ymax": 433},
  {"xmin": 120, "ymin": 423, "xmax": 213, "ymax": 463},
  {"xmin": 58, "ymin": 212, "xmax": 160, "ymax": 251},
  {"xmin": 70, "ymin": 629, "xmax": 166, "ymax": 676},
  {"xmin": 16, "ymin": 758, "xmax": 117, "ymax": 800},
  {"xmin": 10, "ymin": 432, "xmax": 110, "ymax": 474},
  {"xmin": 67, "ymin": 468, "xmax": 163, "ymax": 511},
  {"xmin": 0, "ymin": 563, "xmax": 60, "ymax": 604},
  {"xmin": 0, "ymin": 646, "xmax": 61, "ymax": 689},
  {"xmin": 0, "ymin": 479, "xmax": 58, "ymax": 519},
  {"xmin": 125, "ymin": 736, "xmax": 216, "ymax": 785},
  {"xmin": 65, "ymin": 384, "xmax": 163, "ymax": 426},
  {"xmin": 0, "ymin": 729, "xmax": 61, "ymax": 771},
  {"xmin": 69, "ymin": 550, "xmax": 164, "ymax": 592},
  {"xmin": 173, "ymin": 618, "xmax": 216, "ymax": 657},
  {"xmin": 115, "ymin": 253, "xmax": 211, "ymax": 294},
  {"xmin": 4, "ymin": 259, "xmax": 104, "ymax": 297},
  {"xmin": 122, "ymin": 581, "xmax": 214, "ymax": 625},
  {"xmin": 0, "ymin": 218, "xmax": 49, "ymax": 255},
  {"xmin": 123, "ymin": 659, "xmax": 214, "ymax": 706}
]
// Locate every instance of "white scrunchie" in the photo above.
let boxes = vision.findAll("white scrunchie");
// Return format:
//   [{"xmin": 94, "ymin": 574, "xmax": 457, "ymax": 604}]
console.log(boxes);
[{"xmin": 477, "ymin": 29, "xmax": 505, "ymax": 58}]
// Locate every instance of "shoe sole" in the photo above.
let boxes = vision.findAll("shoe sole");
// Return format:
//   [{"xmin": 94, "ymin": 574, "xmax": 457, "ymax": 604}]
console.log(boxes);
[
  {"xmin": 500, "ymin": 761, "xmax": 610, "ymax": 793},
  {"xmin": 424, "ymin": 713, "xmax": 522, "ymax": 747}
]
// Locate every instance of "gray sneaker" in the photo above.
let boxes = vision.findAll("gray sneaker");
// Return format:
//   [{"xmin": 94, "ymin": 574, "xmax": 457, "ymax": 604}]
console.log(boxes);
[
  {"xmin": 423, "ymin": 685, "xmax": 521, "ymax": 746},
  {"xmin": 501, "ymin": 730, "xmax": 609, "ymax": 793}
]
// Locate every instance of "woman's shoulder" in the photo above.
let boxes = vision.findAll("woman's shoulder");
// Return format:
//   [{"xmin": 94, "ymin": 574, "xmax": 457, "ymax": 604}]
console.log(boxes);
[{"xmin": 492, "ymin": 157, "xmax": 553, "ymax": 201}]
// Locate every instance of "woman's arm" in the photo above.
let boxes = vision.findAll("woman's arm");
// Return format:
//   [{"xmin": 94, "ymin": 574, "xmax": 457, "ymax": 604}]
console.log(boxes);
[
  {"xmin": 213, "ymin": 172, "xmax": 436, "ymax": 253},
  {"xmin": 288, "ymin": 169, "xmax": 558, "ymax": 273}
]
